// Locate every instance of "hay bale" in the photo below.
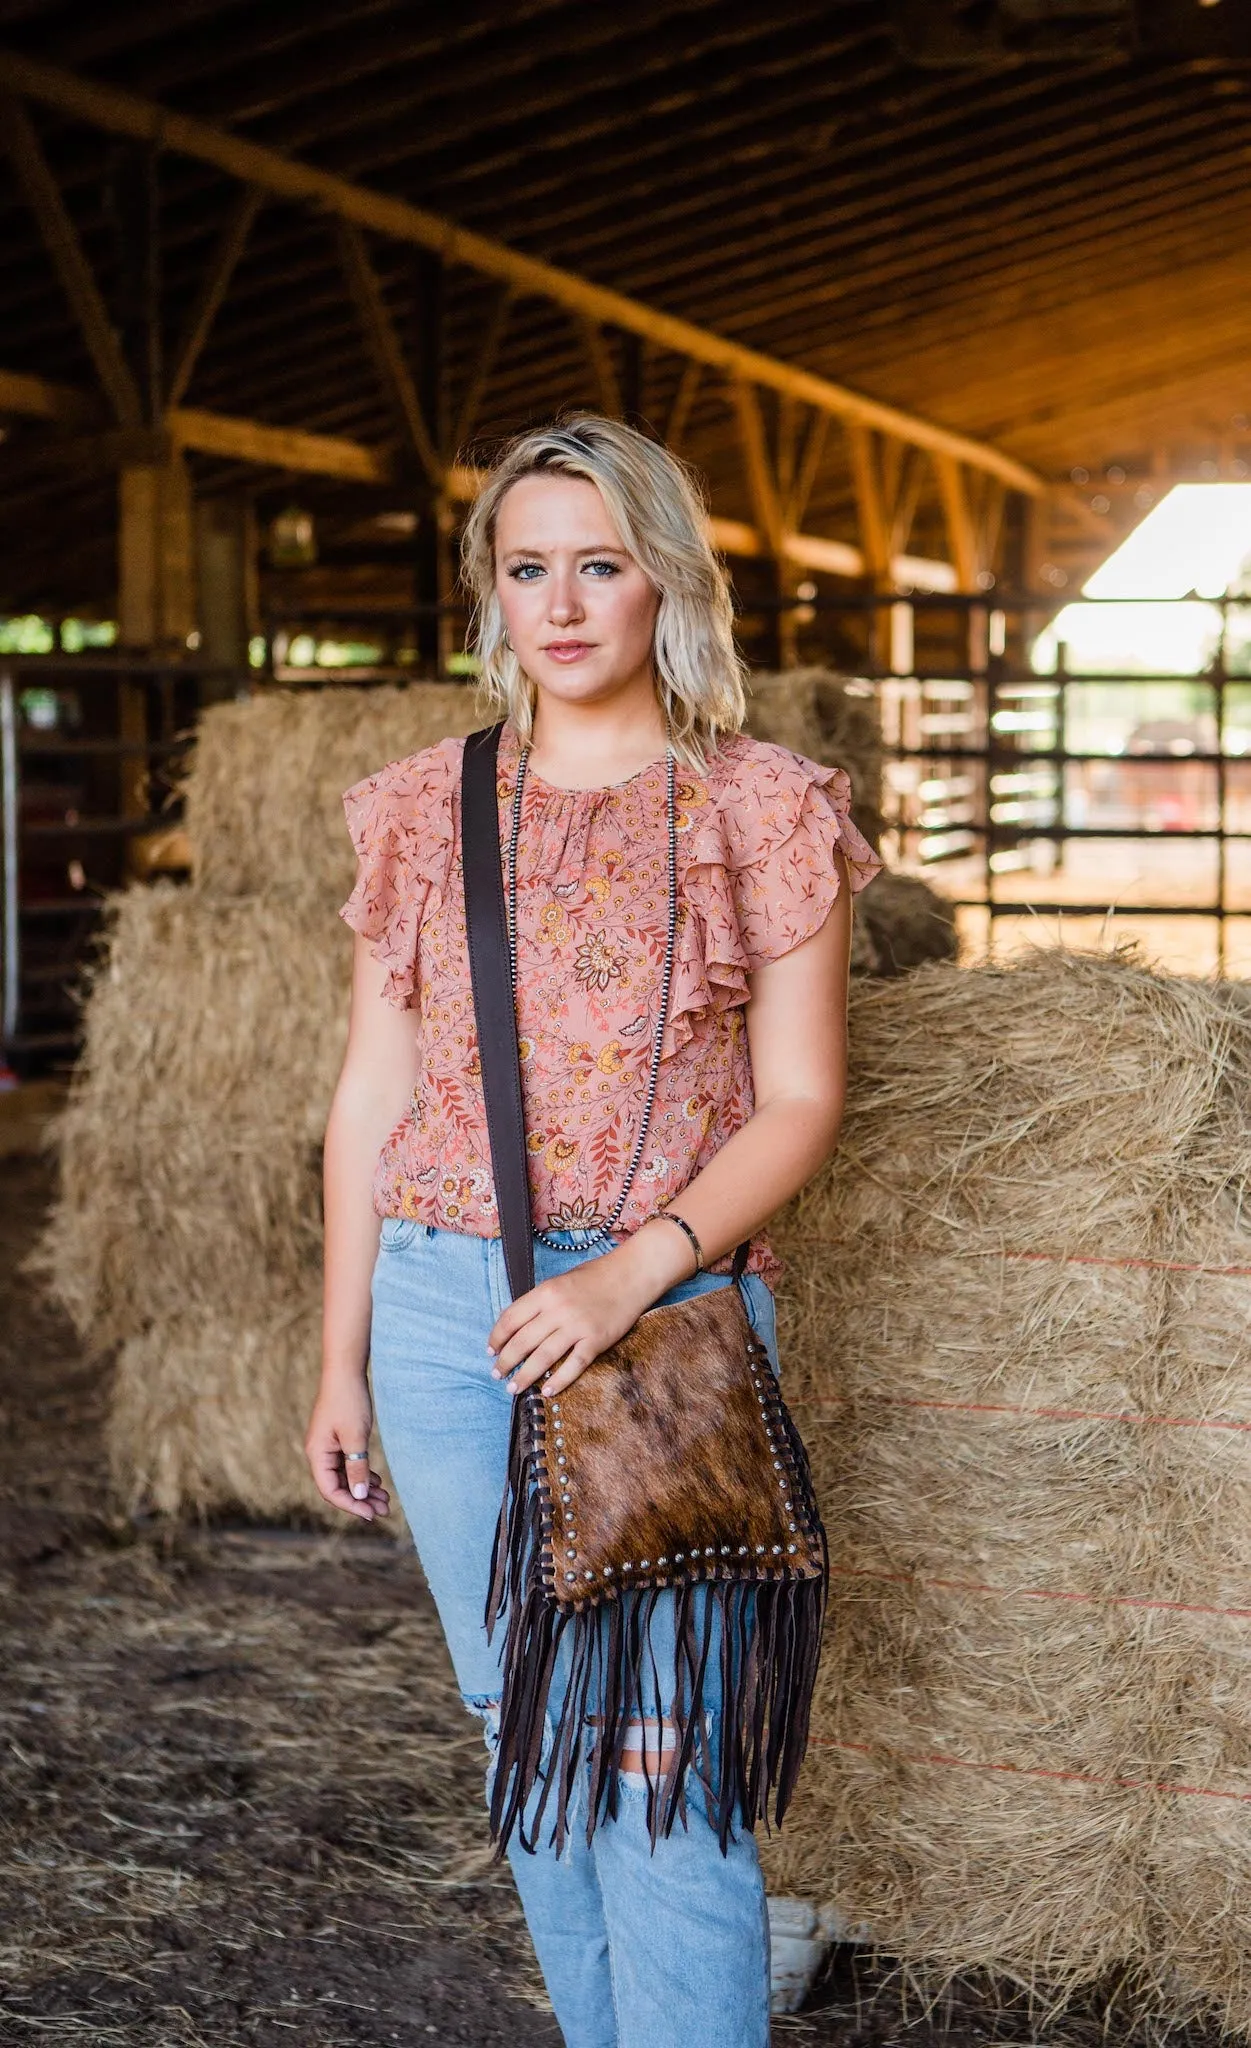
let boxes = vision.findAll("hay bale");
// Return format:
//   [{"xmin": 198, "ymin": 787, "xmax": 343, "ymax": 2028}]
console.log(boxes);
[
  {"xmin": 185, "ymin": 683, "xmax": 481, "ymax": 898},
  {"xmin": 857, "ymin": 871, "xmax": 958, "ymax": 976},
  {"xmin": 107, "ymin": 1295, "xmax": 323, "ymax": 1519},
  {"xmin": 760, "ymin": 947, "xmax": 1251, "ymax": 2035},
  {"xmin": 42, "ymin": 885, "xmax": 346, "ymax": 1344}
]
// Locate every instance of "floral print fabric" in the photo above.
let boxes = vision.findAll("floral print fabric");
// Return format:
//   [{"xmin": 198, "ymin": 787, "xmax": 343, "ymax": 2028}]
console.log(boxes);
[{"xmin": 340, "ymin": 724, "xmax": 881, "ymax": 1282}]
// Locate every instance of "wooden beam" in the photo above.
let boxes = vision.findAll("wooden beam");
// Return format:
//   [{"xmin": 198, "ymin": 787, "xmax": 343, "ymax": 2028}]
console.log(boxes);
[
  {"xmin": 0, "ymin": 46, "xmax": 1044, "ymax": 497},
  {"xmin": 0, "ymin": 365, "xmax": 93, "ymax": 425},
  {"xmin": 663, "ymin": 358, "xmax": 702, "ymax": 450},
  {"xmin": 888, "ymin": 446, "xmax": 923, "ymax": 557},
  {"xmin": 730, "ymin": 377, "xmax": 785, "ymax": 557},
  {"xmin": 1, "ymin": 91, "xmax": 141, "ymax": 427},
  {"xmin": 170, "ymin": 406, "xmax": 395, "ymax": 483},
  {"xmin": 450, "ymin": 284, "xmax": 513, "ymax": 455},
  {"xmin": 167, "ymin": 185, "xmax": 262, "ymax": 410},
  {"xmin": 934, "ymin": 453, "xmax": 980, "ymax": 593},
  {"xmin": 785, "ymin": 410, "xmax": 829, "ymax": 532},
  {"xmin": 577, "ymin": 318, "xmax": 622, "ymax": 417},
  {"xmin": 846, "ymin": 423, "xmax": 891, "ymax": 582},
  {"xmin": 336, "ymin": 223, "xmax": 442, "ymax": 486},
  {"xmin": 975, "ymin": 475, "xmax": 1008, "ymax": 583}
]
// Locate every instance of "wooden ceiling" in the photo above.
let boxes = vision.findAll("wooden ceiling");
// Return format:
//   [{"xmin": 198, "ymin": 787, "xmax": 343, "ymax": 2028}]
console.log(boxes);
[{"xmin": 0, "ymin": 0, "xmax": 1248, "ymax": 610}]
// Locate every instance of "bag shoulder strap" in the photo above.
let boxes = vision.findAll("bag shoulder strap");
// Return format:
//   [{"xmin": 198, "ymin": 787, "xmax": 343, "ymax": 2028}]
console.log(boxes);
[{"xmin": 461, "ymin": 723, "xmax": 535, "ymax": 1302}]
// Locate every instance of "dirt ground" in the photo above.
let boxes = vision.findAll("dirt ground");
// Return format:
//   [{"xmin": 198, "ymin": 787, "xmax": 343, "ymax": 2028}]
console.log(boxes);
[{"xmin": 0, "ymin": 1110, "xmax": 1225, "ymax": 2047}]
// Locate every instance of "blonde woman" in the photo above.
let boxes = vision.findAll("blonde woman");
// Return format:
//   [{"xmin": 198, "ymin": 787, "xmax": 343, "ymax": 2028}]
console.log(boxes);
[{"xmin": 306, "ymin": 414, "xmax": 880, "ymax": 2046}]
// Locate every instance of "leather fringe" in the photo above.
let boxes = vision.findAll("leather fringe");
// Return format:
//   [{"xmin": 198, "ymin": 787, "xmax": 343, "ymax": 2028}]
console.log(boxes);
[{"xmin": 485, "ymin": 1390, "xmax": 828, "ymax": 1859}]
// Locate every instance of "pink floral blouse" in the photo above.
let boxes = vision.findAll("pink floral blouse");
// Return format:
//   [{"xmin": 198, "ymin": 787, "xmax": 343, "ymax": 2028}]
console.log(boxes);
[{"xmin": 340, "ymin": 723, "xmax": 881, "ymax": 1285}]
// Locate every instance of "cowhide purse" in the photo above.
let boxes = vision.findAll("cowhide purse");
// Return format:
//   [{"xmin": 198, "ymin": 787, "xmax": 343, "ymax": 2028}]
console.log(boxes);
[{"xmin": 461, "ymin": 723, "xmax": 828, "ymax": 1857}]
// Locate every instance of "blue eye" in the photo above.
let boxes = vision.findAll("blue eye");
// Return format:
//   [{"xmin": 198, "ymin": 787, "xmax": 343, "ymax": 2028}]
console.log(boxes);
[
  {"xmin": 508, "ymin": 562, "xmax": 543, "ymax": 581},
  {"xmin": 584, "ymin": 559, "xmax": 619, "ymax": 577}
]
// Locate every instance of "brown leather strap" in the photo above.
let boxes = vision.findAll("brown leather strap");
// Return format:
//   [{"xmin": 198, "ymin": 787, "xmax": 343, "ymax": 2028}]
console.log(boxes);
[{"xmin": 462, "ymin": 723, "xmax": 536, "ymax": 1303}]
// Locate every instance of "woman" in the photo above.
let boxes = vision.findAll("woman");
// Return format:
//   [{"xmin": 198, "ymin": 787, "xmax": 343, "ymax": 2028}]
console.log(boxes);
[{"xmin": 306, "ymin": 413, "xmax": 880, "ymax": 2046}]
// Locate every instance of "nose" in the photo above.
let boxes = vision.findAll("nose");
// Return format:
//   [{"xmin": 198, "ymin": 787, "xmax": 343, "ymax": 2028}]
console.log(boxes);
[{"xmin": 547, "ymin": 565, "xmax": 585, "ymax": 628}]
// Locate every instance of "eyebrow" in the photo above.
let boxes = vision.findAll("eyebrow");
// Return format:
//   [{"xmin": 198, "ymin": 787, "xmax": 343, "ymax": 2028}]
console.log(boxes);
[{"xmin": 501, "ymin": 543, "xmax": 629, "ymax": 559}]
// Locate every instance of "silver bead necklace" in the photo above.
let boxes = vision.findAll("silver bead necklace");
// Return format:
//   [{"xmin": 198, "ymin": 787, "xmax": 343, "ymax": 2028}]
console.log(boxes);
[{"xmin": 506, "ymin": 741, "xmax": 678, "ymax": 1252}]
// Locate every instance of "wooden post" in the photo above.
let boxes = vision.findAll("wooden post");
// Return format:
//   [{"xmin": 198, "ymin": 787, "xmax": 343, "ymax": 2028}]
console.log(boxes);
[
  {"xmin": 196, "ymin": 493, "xmax": 256, "ymax": 697},
  {"xmin": 118, "ymin": 451, "xmax": 195, "ymax": 651}
]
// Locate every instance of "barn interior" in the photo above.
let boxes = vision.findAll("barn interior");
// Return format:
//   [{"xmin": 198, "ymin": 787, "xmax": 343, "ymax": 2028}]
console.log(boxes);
[
  {"xmin": 2, "ymin": 5, "xmax": 1250, "ymax": 2044},
  {"xmin": 3, "ymin": 0, "xmax": 1251, "ymax": 1059}
]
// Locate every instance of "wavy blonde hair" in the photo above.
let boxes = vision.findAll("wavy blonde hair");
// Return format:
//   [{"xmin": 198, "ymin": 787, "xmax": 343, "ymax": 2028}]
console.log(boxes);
[{"xmin": 459, "ymin": 412, "xmax": 747, "ymax": 768}]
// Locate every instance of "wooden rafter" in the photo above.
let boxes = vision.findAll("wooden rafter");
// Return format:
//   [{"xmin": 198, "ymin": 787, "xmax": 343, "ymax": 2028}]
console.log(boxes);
[
  {"xmin": 166, "ymin": 184, "xmax": 263, "ymax": 410},
  {"xmin": 1, "ymin": 92, "xmax": 141, "ymax": 428},
  {"xmin": 0, "ymin": 46, "xmax": 1044, "ymax": 500},
  {"xmin": 171, "ymin": 406, "xmax": 395, "ymax": 484},
  {"xmin": 0, "ymin": 365, "xmax": 91, "ymax": 426},
  {"xmin": 662, "ymin": 358, "xmax": 702, "ymax": 450},
  {"xmin": 785, "ymin": 410, "xmax": 829, "ymax": 533},
  {"xmin": 846, "ymin": 423, "xmax": 891, "ymax": 583},
  {"xmin": 577, "ymin": 318, "xmax": 622, "ymax": 417},
  {"xmin": 887, "ymin": 446, "xmax": 923, "ymax": 557},
  {"xmin": 729, "ymin": 377, "xmax": 785, "ymax": 557},
  {"xmin": 451, "ymin": 284, "xmax": 514, "ymax": 456},
  {"xmin": 934, "ymin": 452, "xmax": 980, "ymax": 592},
  {"xmin": 336, "ymin": 222, "xmax": 443, "ymax": 487}
]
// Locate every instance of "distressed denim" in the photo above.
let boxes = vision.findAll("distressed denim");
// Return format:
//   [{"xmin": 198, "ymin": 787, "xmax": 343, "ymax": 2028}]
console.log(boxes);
[{"xmin": 370, "ymin": 1221, "xmax": 776, "ymax": 2048}]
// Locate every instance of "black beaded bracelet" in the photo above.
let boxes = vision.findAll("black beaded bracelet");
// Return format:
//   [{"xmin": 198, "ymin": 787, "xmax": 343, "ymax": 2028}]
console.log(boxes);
[{"xmin": 650, "ymin": 1209, "xmax": 704, "ymax": 1274}]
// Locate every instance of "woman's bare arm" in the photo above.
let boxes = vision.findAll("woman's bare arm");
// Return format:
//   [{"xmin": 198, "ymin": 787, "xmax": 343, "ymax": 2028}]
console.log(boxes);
[
  {"xmin": 489, "ymin": 854, "xmax": 853, "ymax": 1396},
  {"xmin": 306, "ymin": 934, "xmax": 421, "ymax": 1520}
]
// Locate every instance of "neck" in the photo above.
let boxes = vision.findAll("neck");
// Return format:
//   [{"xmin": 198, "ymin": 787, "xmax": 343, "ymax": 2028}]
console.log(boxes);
[{"xmin": 526, "ymin": 678, "xmax": 667, "ymax": 787}]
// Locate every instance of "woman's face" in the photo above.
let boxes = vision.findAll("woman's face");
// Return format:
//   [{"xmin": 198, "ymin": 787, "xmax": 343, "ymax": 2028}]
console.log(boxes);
[{"xmin": 493, "ymin": 473, "xmax": 660, "ymax": 711}]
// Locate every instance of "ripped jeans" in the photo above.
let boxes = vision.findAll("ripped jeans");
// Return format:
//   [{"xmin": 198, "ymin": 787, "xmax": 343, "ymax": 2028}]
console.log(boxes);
[{"xmin": 369, "ymin": 1220, "xmax": 775, "ymax": 2048}]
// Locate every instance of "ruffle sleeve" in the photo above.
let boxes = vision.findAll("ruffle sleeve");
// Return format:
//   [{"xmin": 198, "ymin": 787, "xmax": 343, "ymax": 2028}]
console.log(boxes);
[
  {"xmin": 339, "ymin": 737, "xmax": 460, "ymax": 1008},
  {"xmin": 665, "ymin": 738, "xmax": 882, "ymax": 1056}
]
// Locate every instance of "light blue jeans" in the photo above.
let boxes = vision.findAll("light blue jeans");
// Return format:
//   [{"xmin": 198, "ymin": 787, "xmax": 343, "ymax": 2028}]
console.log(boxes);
[{"xmin": 369, "ymin": 1220, "xmax": 778, "ymax": 2048}]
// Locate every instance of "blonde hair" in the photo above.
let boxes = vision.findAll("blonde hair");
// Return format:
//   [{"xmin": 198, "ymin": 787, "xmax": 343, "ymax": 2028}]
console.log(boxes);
[{"xmin": 459, "ymin": 412, "xmax": 747, "ymax": 768}]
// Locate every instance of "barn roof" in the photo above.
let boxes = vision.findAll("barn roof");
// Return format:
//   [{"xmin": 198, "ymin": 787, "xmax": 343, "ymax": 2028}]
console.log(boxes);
[{"xmin": 0, "ymin": 0, "xmax": 1247, "ymax": 607}]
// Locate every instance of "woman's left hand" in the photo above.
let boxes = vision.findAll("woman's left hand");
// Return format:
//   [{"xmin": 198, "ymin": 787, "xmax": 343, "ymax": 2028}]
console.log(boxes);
[{"xmin": 487, "ymin": 1229, "xmax": 690, "ymax": 1398}]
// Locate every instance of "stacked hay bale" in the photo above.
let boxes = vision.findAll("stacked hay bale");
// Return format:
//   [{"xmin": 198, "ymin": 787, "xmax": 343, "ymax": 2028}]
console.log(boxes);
[
  {"xmin": 46, "ymin": 685, "xmax": 482, "ymax": 1518},
  {"xmin": 760, "ymin": 948, "xmax": 1251, "ymax": 2037}
]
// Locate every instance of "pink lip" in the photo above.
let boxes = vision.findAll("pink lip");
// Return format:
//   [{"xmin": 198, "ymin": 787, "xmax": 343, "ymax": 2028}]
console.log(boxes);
[{"xmin": 543, "ymin": 640, "xmax": 593, "ymax": 661}]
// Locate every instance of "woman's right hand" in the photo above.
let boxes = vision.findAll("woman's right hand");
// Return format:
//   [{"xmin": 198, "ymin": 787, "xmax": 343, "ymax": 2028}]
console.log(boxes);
[{"xmin": 305, "ymin": 1378, "xmax": 390, "ymax": 1523}]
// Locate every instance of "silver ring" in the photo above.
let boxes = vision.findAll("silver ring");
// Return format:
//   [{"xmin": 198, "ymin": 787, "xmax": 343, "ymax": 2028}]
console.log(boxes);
[{"xmin": 344, "ymin": 1450, "xmax": 370, "ymax": 1462}]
